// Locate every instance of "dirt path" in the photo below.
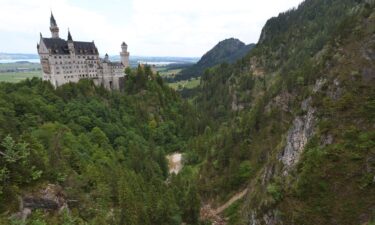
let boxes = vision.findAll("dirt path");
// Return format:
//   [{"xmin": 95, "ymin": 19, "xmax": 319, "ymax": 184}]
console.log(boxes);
[
  {"xmin": 166, "ymin": 153, "xmax": 182, "ymax": 174},
  {"xmin": 200, "ymin": 188, "xmax": 248, "ymax": 225},
  {"xmin": 214, "ymin": 188, "xmax": 248, "ymax": 214}
]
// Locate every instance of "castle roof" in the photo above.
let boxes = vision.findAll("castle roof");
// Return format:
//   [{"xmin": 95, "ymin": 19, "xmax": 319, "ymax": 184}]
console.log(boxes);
[
  {"xmin": 41, "ymin": 38, "xmax": 98, "ymax": 55},
  {"xmin": 109, "ymin": 62, "xmax": 123, "ymax": 66}
]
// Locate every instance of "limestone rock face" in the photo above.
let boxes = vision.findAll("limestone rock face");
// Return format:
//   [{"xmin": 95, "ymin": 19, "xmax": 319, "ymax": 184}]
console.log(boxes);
[
  {"xmin": 279, "ymin": 97, "xmax": 316, "ymax": 173},
  {"xmin": 248, "ymin": 210, "xmax": 282, "ymax": 225},
  {"xmin": 12, "ymin": 184, "xmax": 68, "ymax": 221}
]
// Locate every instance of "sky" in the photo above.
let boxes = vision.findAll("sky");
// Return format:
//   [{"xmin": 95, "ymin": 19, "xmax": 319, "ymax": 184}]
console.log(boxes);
[{"xmin": 0, "ymin": 0, "xmax": 304, "ymax": 57}]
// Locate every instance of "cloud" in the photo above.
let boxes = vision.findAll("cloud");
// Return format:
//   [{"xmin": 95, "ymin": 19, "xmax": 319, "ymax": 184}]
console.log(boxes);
[
  {"xmin": 127, "ymin": 0, "xmax": 303, "ymax": 56},
  {"xmin": 0, "ymin": 0, "xmax": 303, "ymax": 56},
  {"xmin": 0, "ymin": 0, "xmax": 127, "ymax": 55}
]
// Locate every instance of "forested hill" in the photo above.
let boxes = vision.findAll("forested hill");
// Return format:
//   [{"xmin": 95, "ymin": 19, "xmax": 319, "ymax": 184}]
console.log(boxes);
[
  {"xmin": 189, "ymin": 0, "xmax": 375, "ymax": 224},
  {"xmin": 176, "ymin": 38, "xmax": 255, "ymax": 81},
  {"xmin": 0, "ymin": 66, "xmax": 202, "ymax": 224},
  {"xmin": 0, "ymin": 0, "xmax": 374, "ymax": 224}
]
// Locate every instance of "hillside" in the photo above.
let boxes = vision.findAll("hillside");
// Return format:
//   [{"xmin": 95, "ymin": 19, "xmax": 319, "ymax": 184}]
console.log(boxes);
[
  {"xmin": 188, "ymin": 0, "xmax": 375, "ymax": 224},
  {"xmin": 0, "ymin": 66, "xmax": 201, "ymax": 224},
  {"xmin": 175, "ymin": 38, "xmax": 255, "ymax": 81}
]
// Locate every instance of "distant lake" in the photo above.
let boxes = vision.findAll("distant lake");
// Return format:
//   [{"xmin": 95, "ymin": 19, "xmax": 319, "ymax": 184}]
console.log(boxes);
[
  {"xmin": 0, "ymin": 59, "xmax": 180, "ymax": 65},
  {"xmin": 0, "ymin": 59, "xmax": 40, "ymax": 64}
]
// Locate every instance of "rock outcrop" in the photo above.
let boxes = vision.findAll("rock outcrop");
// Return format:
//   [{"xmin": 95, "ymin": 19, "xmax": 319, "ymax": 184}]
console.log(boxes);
[
  {"xmin": 11, "ymin": 184, "xmax": 68, "ymax": 221},
  {"xmin": 279, "ymin": 97, "xmax": 316, "ymax": 174}
]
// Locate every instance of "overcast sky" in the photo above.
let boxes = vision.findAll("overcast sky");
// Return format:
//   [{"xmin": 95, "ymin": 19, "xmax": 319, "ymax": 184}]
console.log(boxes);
[{"xmin": 0, "ymin": 0, "xmax": 304, "ymax": 57}]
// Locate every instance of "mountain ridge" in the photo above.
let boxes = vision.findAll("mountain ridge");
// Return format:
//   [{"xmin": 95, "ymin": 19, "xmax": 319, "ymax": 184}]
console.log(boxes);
[{"xmin": 175, "ymin": 38, "xmax": 255, "ymax": 81}]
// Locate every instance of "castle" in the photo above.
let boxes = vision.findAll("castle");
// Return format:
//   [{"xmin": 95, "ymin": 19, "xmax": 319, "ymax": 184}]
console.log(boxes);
[{"xmin": 37, "ymin": 13, "xmax": 129, "ymax": 90}]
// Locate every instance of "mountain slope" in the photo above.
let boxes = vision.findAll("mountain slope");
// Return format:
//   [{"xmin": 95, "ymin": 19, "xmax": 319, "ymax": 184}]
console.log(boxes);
[
  {"xmin": 176, "ymin": 38, "xmax": 255, "ymax": 81},
  {"xmin": 187, "ymin": 0, "xmax": 375, "ymax": 224}
]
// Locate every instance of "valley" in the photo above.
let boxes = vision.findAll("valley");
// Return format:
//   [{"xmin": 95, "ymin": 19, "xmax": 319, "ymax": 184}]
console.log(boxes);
[{"xmin": 0, "ymin": 0, "xmax": 374, "ymax": 225}]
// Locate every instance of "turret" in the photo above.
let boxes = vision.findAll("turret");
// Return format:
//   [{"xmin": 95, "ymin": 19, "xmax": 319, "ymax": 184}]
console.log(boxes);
[
  {"xmin": 120, "ymin": 42, "xmax": 129, "ymax": 68},
  {"xmin": 50, "ymin": 12, "xmax": 59, "ymax": 38},
  {"xmin": 121, "ymin": 42, "xmax": 128, "ymax": 52},
  {"xmin": 104, "ymin": 53, "xmax": 109, "ymax": 62}
]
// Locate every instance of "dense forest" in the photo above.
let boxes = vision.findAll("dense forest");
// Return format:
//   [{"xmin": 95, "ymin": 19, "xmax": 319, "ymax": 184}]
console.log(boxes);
[
  {"xmin": 189, "ymin": 0, "xmax": 375, "ymax": 224},
  {"xmin": 0, "ymin": 66, "xmax": 201, "ymax": 224},
  {"xmin": 0, "ymin": 0, "xmax": 374, "ymax": 224}
]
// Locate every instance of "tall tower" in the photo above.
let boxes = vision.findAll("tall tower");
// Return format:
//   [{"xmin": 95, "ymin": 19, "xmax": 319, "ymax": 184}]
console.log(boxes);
[
  {"xmin": 120, "ymin": 42, "xmax": 129, "ymax": 68},
  {"xmin": 50, "ymin": 12, "xmax": 59, "ymax": 38}
]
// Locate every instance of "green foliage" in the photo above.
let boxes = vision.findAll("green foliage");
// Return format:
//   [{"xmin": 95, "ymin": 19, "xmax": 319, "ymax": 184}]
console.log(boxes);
[
  {"xmin": 0, "ymin": 72, "xmax": 200, "ymax": 224},
  {"xmin": 267, "ymin": 183, "xmax": 283, "ymax": 202},
  {"xmin": 186, "ymin": 1, "xmax": 375, "ymax": 224},
  {"xmin": 224, "ymin": 199, "xmax": 242, "ymax": 225}
]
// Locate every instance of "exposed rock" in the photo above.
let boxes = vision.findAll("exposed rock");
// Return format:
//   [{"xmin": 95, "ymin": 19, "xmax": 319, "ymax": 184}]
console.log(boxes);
[
  {"xmin": 167, "ymin": 153, "xmax": 183, "ymax": 174},
  {"xmin": 279, "ymin": 98, "xmax": 316, "ymax": 174},
  {"xmin": 313, "ymin": 78, "xmax": 327, "ymax": 93},
  {"xmin": 247, "ymin": 210, "xmax": 282, "ymax": 225},
  {"xmin": 249, "ymin": 211, "xmax": 258, "ymax": 225},
  {"xmin": 321, "ymin": 134, "xmax": 334, "ymax": 146},
  {"xmin": 11, "ymin": 184, "xmax": 68, "ymax": 221},
  {"xmin": 261, "ymin": 164, "xmax": 275, "ymax": 185},
  {"xmin": 231, "ymin": 92, "xmax": 245, "ymax": 111},
  {"xmin": 333, "ymin": 78, "xmax": 340, "ymax": 87},
  {"xmin": 250, "ymin": 57, "xmax": 265, "ymax": 77},
  {"xmin": 23, "ymin": 197, "xmax": 59, "ymax": 210},
  {"xmin": 265, "ymin": 92, "xmax": 293, "ymax": 113},
  {"xmin": 301, "ymin": 97, "xmax": 311, "ymax": 111},
  {"xmin": 263, "ymin": 210, "xmax": 281, "ymax": 225},
  {"xmin": 200, "ymin": 204, "xmax": 226, "ymax": 225}
]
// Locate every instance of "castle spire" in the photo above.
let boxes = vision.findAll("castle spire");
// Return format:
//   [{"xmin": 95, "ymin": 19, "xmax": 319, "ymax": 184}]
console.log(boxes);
[
  {"xmin": 50, "ymin": 11, "xmax": 57, "ymax": 26},
  {"xmin": 67, "ymin": 29, "xmax": 73, "ymax": 41},
  {"xmin": 49, "ymin": 11, "xmax": 59, "ymax": 38}
]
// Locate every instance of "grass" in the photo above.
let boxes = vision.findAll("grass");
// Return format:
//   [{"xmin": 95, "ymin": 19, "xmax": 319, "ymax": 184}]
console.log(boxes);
[
  {"xmin": 157, "ymin": 68, "xmax": 182, "ymax": 78},
  {"xmin": 168, "ymin": 77, "xmax": 200, "ymax": 90},
  {"xmin": 0, "ymin": 62, "xmax": 41, "ymax": 71},
  {"xmin": 0, "ymin": 71, "xmax": 42, "ymax": 83}
]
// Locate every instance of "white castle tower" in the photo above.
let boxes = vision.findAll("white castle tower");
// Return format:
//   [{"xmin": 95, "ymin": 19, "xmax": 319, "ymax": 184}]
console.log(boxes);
[{"xmin": 120, "ymin": 42, "xmax": 130, "ymax": 68}]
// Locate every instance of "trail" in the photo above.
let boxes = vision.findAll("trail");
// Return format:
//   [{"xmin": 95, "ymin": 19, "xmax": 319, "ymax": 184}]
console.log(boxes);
[
  {"xmin": 166, "ymin": 153, "xmax": 182, "ymax": 174},
  {"xmin": 200, "ymin": 188, "xmax": 248, "ymax": 225},
  {"xmin": 214, "ymin": 188, "xmax": 248, "ymax": 214}
]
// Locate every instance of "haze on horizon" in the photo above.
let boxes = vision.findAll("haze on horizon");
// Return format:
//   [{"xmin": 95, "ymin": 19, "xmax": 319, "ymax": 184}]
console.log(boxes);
[{"xmin": 0, "ymin": 0, "xmax": 303, "ymax": 57}]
